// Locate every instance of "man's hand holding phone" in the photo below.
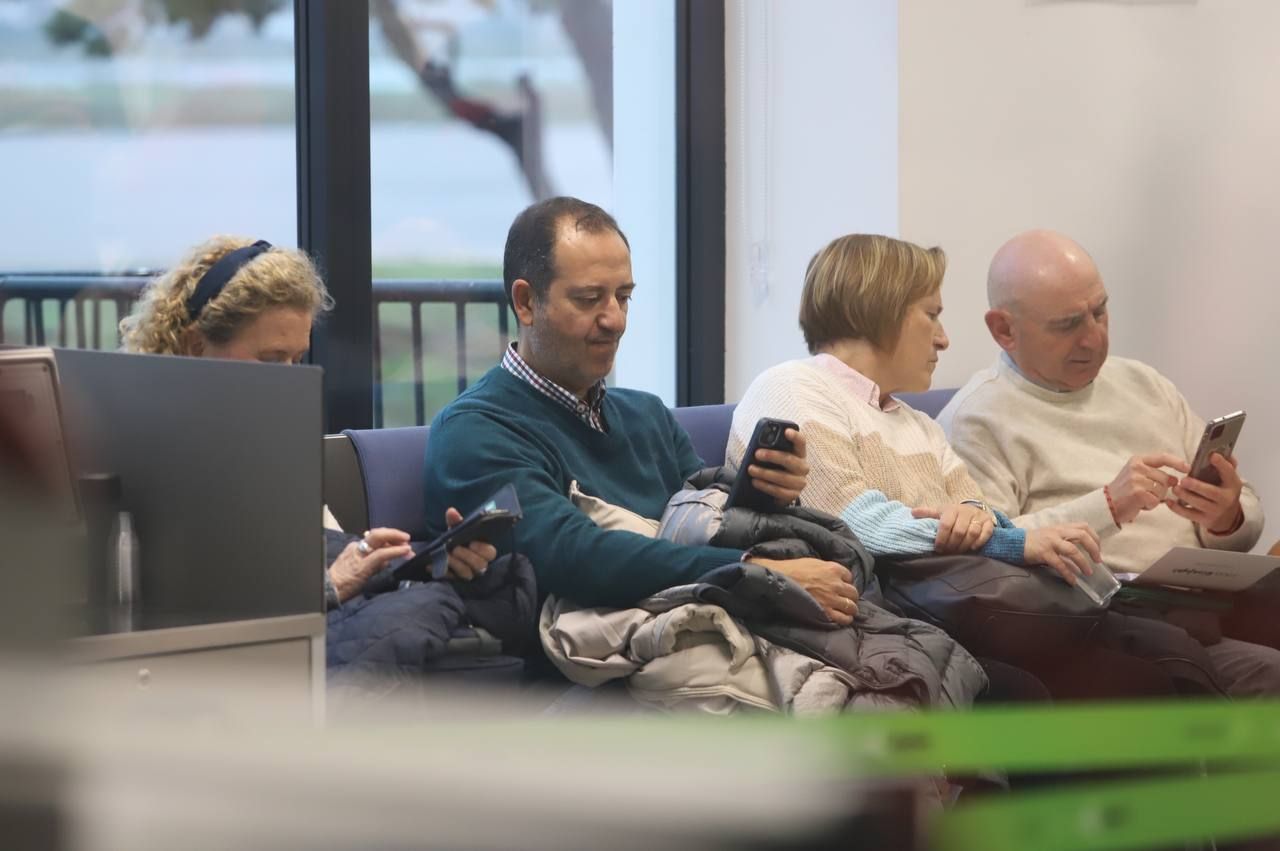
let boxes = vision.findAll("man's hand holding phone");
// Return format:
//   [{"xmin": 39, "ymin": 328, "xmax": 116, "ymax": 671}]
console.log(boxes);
[
  {"xmin": 741, "ymin": 427, "xmax": 809, "ymax": 507},
  {"xmin": 444, "ymin": 506, "xmax": 499, "ymax": 580},
  {"xmin": 1167, "ymin": 453, "xmax": 1245, "ymax": 535},
  {"xmin": 393, "ymin": 484, "xmax": 520, "ymax": 583},
  {"xmin": 1165, "ymin": 411, "xmax": 1247, "ymax": 534}
]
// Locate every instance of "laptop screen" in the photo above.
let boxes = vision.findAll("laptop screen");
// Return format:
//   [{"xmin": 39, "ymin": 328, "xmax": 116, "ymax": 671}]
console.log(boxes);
[{"xmin": 52, "ymin": 347, "xmax": 323, "ymax": 629}]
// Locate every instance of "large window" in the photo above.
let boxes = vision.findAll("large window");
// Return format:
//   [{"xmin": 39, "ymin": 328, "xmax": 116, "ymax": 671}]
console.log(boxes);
[
  {"xmin": 367, "ymin": 0, "xmax": 676, "ymax": 427},
  {"xmin": 1, "ymin": 1, "xmax": 716, "ymax": 428},
  {"xmin": 0, "ymin": 0, "xmax": 296, "ymax": 349}
]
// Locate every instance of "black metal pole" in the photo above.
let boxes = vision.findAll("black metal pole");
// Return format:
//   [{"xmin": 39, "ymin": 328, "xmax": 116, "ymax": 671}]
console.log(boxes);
[
  {"xmin": 296, "ymin": 0, "xmax": 374, "ymax": 431},
  {"xmin": 675, "ymin": 0, "xmax": 727, "ymax": 406}
]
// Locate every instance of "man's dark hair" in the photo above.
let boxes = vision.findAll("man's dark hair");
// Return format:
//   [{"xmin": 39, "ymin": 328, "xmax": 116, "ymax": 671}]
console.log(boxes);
[{"xmin": 502, "ymin": 196, "xmax": 630, "ymax": 311}]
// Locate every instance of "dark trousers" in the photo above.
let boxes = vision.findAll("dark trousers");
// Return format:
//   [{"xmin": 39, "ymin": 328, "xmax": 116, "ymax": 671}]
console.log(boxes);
[{"xmin": 1222, "ymin": 570, "xmax": 1280, "ymax": 650}]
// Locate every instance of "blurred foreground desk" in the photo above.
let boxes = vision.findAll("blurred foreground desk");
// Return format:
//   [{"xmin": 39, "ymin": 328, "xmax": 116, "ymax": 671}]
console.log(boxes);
[
  {"xmin": 66, "ymin": 613, "xmax": 325, "ymax": 725},
  {"xmin": 42, "ymin": 348, "xmax": 328, "ymax": 725}
]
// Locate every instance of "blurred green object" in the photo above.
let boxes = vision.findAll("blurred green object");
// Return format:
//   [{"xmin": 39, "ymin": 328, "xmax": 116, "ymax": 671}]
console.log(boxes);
[
  {"xmin": 806, "ymin": 701, "xmax": 1280, "ymax": 850},
  {"xmin": 933, "ymin": 768, "xmax": 1280, "ymax": 851},
  {"xmin": 810, "ymin": 700, "xmax": 1280, "ymax": 776}
]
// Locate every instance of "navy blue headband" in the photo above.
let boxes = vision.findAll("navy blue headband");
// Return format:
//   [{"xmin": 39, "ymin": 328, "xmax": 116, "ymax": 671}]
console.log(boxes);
[{"xmin": 185, "ymin": 240, "xmax": 273, "ymax": 322}]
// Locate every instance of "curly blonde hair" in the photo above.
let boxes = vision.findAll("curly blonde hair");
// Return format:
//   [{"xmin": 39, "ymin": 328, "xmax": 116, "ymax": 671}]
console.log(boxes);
[{"xmin": 120, "ymin": 236, "xmax": 334, "ymax": 355}]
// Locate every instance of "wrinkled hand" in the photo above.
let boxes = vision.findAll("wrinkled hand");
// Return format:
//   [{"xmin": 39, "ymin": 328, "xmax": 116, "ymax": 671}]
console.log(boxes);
[
  {"xmin": 444, "ymin": 506, "xmax": 499, "ymax": 580},
  {"xmin": 1023, "ymin": 523, "xmax": 1103, "ymax": 586},
  {"xmin": 330, "ymin": 527, "xmax": 412, "ymax": 603},
  {"xmin": 1107, "ymin": 453, "xmax": 1188, "ymax": 524},
  {"xmin": 748, "ymin": 554, "xmax": 858, "ymax": 626},
  {"xmin": 911, "ymin": 503, "xmax": 994, "ymax": 554},
  {"xmin": 1167, "ymin": 453, "xmax": 1244, "ymax": 534},
  {"xmin": 747, "ymin": 429, "xmax": 809, "ymax": 507}
]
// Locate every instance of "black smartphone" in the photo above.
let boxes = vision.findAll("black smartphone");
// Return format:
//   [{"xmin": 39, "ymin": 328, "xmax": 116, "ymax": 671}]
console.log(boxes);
[
  {"xmin": 1188, "ymin": 411, "xmax": 1246, "ymax": 486},
  {"xmin": 726, "ymin": 417, "xmax": 799, "ymax": 512},
  {"xmin": 392, "ymin": 483, "xmax": 522, "ymax": 582}
]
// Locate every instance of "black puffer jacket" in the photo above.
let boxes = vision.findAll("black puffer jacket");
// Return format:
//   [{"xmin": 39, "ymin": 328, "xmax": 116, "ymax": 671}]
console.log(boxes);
[
  {"xmin": 324, "ymin": 530, "xmax": 538, "ymax": 681},
  {"xmin": 653, "ymin": 475, "xmax": 988, "ymax": 708}
]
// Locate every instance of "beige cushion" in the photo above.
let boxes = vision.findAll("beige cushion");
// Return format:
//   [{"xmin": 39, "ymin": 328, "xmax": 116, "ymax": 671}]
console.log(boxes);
[{"xmin": 568, "ymin": 480, "xmax": 660, "ymax": 537}]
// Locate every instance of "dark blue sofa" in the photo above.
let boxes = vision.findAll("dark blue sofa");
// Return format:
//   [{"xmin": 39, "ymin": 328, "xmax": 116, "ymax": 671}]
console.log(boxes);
[{"xmin": 323, "ymin": 388, "xmax": 958, "ymax": 536}]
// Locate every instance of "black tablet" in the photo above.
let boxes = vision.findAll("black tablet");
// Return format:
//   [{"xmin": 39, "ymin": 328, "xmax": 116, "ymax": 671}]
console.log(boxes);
[{"xmin": 391, "ymin": 483, "xmax": 522, "ymax": 582}]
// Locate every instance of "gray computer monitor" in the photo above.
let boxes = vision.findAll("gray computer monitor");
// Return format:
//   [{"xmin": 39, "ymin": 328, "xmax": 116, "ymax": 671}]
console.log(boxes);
[{"xmin": 52, "ymin": 348, "xmax": 323, "ymax": 631}]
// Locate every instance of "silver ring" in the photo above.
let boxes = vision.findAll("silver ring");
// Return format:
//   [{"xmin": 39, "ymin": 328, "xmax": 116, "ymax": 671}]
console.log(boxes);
[{"xmin": 356, "ymin": 538, "xmax": 372, "ymax": 556}]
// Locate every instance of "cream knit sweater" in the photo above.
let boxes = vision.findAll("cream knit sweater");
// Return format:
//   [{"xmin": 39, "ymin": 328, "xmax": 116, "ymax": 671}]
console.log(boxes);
[
  {"xmin": 727, "ymin": 355, "xmax": 1025, "ymax": 560},
  {"xmin": 938, "ymin": 355, "xmax": 1262, "ymax": 574}
]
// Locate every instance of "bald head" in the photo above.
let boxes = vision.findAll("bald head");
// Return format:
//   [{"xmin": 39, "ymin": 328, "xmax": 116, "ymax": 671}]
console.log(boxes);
[
  {"xmin": 983, "ymin": 230, "xmax": 1110, "ymax": 392},
  {"xmin": 987, "ymin": 230, "xmax": 1100, "ymax": 311}
]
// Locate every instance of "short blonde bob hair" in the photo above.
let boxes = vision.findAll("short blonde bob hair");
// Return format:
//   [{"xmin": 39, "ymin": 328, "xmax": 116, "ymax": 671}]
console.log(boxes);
[
  {"xmin": 798, "ymin": 234, "xmax": 946, "ymax": 353},
  {"xmin": 120, "ymin": 236, "xmax": 333, "ymax": 356}
]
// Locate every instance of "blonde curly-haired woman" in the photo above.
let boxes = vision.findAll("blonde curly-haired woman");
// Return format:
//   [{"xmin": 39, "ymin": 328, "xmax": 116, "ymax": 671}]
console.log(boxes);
[
  {"xmin": 120, "ymin": 236, "xmax": 330, "ymax": 364},
  {"xmin": 119, "ymin": 236, "xmax": 495, "ymax": 608}
]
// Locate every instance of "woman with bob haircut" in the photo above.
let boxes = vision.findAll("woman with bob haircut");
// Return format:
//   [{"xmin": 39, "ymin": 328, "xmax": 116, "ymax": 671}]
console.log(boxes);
[
  {"xmin": 120, "ymin": 236, "xmax": 495, "ymax": 608},
  {"xmin": 727, "ymin": 234, "xmax": 1102, "ymax": 583}
]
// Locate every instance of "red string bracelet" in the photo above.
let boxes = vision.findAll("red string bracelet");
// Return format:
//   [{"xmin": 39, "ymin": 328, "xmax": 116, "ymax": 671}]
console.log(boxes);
[{"xmin": 1103, "ymin": 485, "xmax": 1122, "ymax": 528}]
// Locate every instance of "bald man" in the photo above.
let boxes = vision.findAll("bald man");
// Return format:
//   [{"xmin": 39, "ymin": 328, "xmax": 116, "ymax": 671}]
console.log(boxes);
[{"xmin": 938, "ymin": 230, "xmax": 1280, "ymax": 697}]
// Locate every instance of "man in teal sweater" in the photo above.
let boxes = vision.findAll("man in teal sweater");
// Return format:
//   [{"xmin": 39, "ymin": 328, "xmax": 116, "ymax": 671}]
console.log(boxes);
[{"xmin": 423, "ymin": 197, "xmax": 859, "ymax": 622}]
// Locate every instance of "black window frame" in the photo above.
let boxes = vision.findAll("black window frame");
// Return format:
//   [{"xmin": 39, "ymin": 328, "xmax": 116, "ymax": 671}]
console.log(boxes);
[
  {"xmin": 675, "ymin": 0, "xmax": 727, "ymax": 406},
  {"xmin": 296, "ymin": 0, "xmax": 373, "ymax": 433},
  {"xmin": 296, "ymin": 0, "xmax": 726, "ymax": 428},
  {"xmin": 0, "ymin": 1, "xmax": 726, "ymax": 425}
]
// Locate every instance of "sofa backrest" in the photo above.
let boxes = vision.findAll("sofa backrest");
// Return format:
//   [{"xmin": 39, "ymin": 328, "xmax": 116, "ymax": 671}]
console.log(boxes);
[
  {"xmin": 326, "ymin": 388, "xmax": 959, "ymax": 536},
  {"xmin": 341, "ymin": 426, "xmax": 431, "ymax": 538},
  {"xmin": 896, "ymin": 387, "xmax": 958, "ymax": 419},
  {"xmin": 669, "ymin": 403, "xmax": 737, "ymax": 467},
  {"xmin": 667, "ymin": 389, "xmax": 958, "ymax": 467}
]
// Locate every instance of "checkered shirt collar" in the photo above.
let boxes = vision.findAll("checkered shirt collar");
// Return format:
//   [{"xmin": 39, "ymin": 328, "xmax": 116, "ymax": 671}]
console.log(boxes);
[{"xmin": 501, "ymin": 343, "xmax": 609, "ymax": 433}]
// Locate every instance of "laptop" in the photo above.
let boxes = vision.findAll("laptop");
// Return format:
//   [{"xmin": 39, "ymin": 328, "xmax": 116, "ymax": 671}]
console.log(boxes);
[
  {"xmin": 5, "ymin": 347, "xmax": 324, "ymax": 632},
  {"xmin": 1122, "ymin": 546, "xmax": 1280, "ymax": 593}
]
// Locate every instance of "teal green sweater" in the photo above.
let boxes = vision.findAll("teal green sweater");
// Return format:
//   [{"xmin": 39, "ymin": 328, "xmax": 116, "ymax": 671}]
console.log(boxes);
[{"xmin": 422, "ymin": 367, "xmax": 746, "ymax": 608}]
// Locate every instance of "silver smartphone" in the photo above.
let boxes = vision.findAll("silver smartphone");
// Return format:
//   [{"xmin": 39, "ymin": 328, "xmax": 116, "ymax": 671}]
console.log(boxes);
[{"xmin": 1188, "ymin": 411, "xmax": 1246, "ymax": 486}]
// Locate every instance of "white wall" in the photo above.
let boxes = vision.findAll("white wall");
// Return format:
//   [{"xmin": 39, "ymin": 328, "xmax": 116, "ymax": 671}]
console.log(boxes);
[
  {"xmin": 726, "ymin": 0, "xmax": 1280, "ymax": 547},
  {"xmin": 724, "ymin": 0, "xmax": 899, "ymax": 401},
  {"xmin": 900, "ymin": 0, "xmax": 1280, "ymax": 548}
]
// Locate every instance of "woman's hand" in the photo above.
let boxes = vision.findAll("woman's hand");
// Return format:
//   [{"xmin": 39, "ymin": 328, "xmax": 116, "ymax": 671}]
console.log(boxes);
[
  {"xmin": 911, "ymin": 503, "xmax": 994, "ymax": 553},
  {"xmin": 330, "ymin": 527, "xmax": 412, "ymax": 603},
  {"xmin": 444, "ymin": 507, "xmax": 499, "ymax": 580}
]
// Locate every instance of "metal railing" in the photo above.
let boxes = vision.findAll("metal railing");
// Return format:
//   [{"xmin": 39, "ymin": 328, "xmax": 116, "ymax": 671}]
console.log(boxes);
[
  {"xmin": 0, "ymin": 273, "xmax": 509, "ymax": 427},
  {"xmin": 370, "ymin": 279, "xmax": 509, "ymax": 428},
  {"xmin": 0, "ymin": 273, "xmax": 151, "ymax": 350}
]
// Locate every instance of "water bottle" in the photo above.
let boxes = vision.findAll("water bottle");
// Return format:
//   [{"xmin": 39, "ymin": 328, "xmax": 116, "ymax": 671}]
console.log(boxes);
[
  {"xmin": 108, "ymin": 508, "xmax": 141, "ymax": 632},
  {"xmin": 80, "ymin": 473, "xmax": 141, "ymax": 632}
]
